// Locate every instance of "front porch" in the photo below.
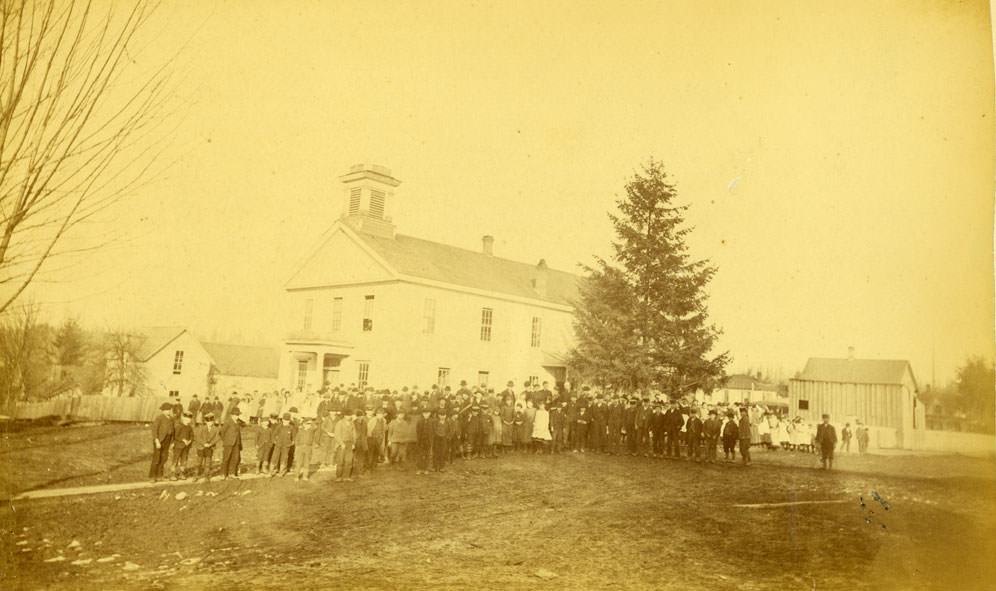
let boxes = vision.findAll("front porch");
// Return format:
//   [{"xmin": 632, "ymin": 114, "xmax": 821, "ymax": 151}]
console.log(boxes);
[{"xmin": 283, "ymin": 336, "xmax": 354, "ymax": 392}]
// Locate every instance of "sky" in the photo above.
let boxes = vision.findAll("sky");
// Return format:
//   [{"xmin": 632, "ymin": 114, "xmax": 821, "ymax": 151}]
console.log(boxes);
[{"xmin": 19, "ymin": 0, "xmax": 995, "ymax": 387}]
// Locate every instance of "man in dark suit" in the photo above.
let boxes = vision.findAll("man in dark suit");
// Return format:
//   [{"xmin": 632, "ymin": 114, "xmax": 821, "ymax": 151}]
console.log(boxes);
[
  {"xmin": 663, "ymin": 402, "xmax": 684, "ymax": 458},
  {"xmin": 149, "ymin": 403, "xmax": 174, "ymax": 482},
  {"xmin": 738, "ymin": 407, "xmax": 753, "ymax": 466},
  {"xmin": 816, "ymin": 413, "xmax": 838, "ymax": 470},
  {"xmin": 219, "ymin": 407, "xmax": 243, "ymax": 479}
]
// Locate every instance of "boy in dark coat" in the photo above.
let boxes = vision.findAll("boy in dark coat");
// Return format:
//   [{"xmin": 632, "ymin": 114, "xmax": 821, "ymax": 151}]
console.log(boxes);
[
  {"xmin": 685, "ymin": 408, "xmax": 703, "ymax": 462},
  {"xmin": 149, "ymin": 403, "xmax": 174, "ymax": 482},
  {"xmin": 702, "ymin": 409, "xmax": 722, "ymax": 463},
  {"xmin": 271, "ymin": 413, "xmax": 295, "ymax": 476},
  {"xmin": 171, "ymin": 412, "xmax": 194, "ymax": 479},
  {"xmin": 256, "ymin": 416, "xmax": 275, "ymax": 474},
  {"xmin": 574, "ymin": 406, "xmax": 589, "ymax": 452},
  {"xmin": 193, "ymin": 412, "xmax": 220, "ymax": 481},
  {"xmin": 721, "ymin": 411, "xmax": 739, "ymax": 461}
]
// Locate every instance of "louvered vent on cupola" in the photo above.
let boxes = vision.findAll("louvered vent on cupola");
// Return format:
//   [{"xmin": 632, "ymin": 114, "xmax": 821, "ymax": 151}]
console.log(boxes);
[
  {"xmin": 338, "ymin": 164, "xmax": 402, "ymax": 239},
  {"xmin": 369, "ymin": 189, "xmax": 386, "ymax": 219},
  {"xmin": 348, "ymin": 187, "xmax": 361, "ymax": 215}
]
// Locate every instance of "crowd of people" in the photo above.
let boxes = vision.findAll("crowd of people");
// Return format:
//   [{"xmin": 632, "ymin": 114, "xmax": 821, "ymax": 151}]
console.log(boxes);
[{"xmin": 147, "ymin": 379, "xmax": 863, "ymax": 483}]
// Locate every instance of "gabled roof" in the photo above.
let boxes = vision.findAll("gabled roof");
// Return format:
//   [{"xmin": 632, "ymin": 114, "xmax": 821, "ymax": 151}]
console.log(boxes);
[
  {"xmin": 133, "ymin": 327, "xmax": 187, "ymax": 362},
  {"xmin": 722, "ymin": 374, "xmax": 779, "ymax": 391},
  {"xmin": 353, "ymin": 229, "xmax": 581, "ymax": 306},
  {"xmin": 794, "ymin": 358, "xmax": 916, "ymax": 388},
  {"xmin": 201, "ymin": 342, "xmax": 280, "ymax": 379}
]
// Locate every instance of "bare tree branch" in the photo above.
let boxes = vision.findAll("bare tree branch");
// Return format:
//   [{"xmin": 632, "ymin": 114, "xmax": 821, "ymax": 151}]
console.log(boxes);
[{"xmin": 0, "ymin": 0, "xmax": 168, "ymax": 314}]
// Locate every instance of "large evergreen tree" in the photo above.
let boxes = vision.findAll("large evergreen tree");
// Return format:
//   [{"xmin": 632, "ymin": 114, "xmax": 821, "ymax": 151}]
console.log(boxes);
[{"xmin": 569, "ymin": 159, "xmax": 729, "ymax": 398}]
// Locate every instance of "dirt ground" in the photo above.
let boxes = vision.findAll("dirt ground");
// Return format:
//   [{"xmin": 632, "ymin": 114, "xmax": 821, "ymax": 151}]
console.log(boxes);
[{"xmin": 1, "ymin": 422, "xmax": 994, "ymax": 590}]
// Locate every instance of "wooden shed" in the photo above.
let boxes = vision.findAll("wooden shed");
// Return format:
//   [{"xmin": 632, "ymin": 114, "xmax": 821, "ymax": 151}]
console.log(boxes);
[{"xmin": 789, "ymin": 355, "xmax": 924, "ymax": 449}]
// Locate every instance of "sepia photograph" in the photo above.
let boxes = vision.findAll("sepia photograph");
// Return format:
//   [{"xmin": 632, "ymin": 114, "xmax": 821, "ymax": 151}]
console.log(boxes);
[{"xmin": 1, "ymin": 1, "xmax": 994, "ymax": 589}]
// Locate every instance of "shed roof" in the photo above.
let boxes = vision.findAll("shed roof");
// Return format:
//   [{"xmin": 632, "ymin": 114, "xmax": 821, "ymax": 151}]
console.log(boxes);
[
  {"xmin": 794, "ymin": 358, "xmax": 916, "ymax": 387},
  {"xmin": 201, "ymin": 342, "xmax": 280, "ymax": 379}
]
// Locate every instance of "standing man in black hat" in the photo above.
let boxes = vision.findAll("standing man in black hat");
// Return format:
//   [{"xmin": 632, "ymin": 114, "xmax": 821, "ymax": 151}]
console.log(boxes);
[
  {"xmin": 738, "ymin": 407, "xmax": 753, "ymax": 466},
  {"xmin": 816, "ymin": 413, "xmax": 838, "ymax": 470},
  {"xmin": 149, "ymin": 402, "xmax": 174, "ymax": 482},
  {"xmin": 219, "ymin": 407, "xmax": 243, "ymax": 479}
]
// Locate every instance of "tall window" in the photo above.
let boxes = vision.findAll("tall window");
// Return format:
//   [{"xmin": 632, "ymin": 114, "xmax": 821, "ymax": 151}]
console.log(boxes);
[
  {"xmin": 172, "ymin": 350, "xmax": 184, "ymax": 375},
  {"xmin": 478, "ymin": 371, "xmax": 489, "ymax": 387},
  {"xmin": 530, "ymin": 316, "xmax": 542, "ymax": 348},
  {"xmin": 369, "ymin": 189, "xmax": 385, "ymax": 218},
  {"xmin": 437, "ymin": 367, "xmax": 450, "ymax": 388},
  {"xmin": 423, "ymin": 298, "xmax": 436, "ymax": 335},
  {"xmin": 168, "ymin": 390, "xmax": 179, "ymax": 398},
  {"xmin": 358, "ymin": 362, "xmax": 370, "ymax": 387},
  {"xmin": 296, "ymin": 360, "xmax": 307, "ymax": 392},
  {"xmin": 363, "ymin": 295, "xmax": 374, "ymax": 331},
  {"xmin": 480, "ymin": 307, "xmax": 493, "ymax": 342},
  {"xmin": 331, "ymin": 297, "xmax": 343, "ymax": 332},
  {"xmin": 303, "ymin": 298, "xmax": 314, "ymax": 330},
  {"xmin": 348, "ymin": 187, "xmax": 361, "ymax": 215}
]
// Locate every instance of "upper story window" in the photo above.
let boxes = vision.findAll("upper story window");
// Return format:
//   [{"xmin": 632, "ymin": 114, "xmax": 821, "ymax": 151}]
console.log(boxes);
[
  {"xmin": 423, "ymin": 298, "xmax": 436, "ymax": 335},
  {"xmin": 303, "ymin": 298, "xmax": 314, "ymax": 330},
  {"xmin": 172, "ymin": 350, "xmax": 184, "ymax": 375},
  {"xmin": 480, "ymin": 308, "xmax": 493, "ymax": 342},
  {"xmin": 348, "ymin": 188, "xmax": 361, "ymax": 215},
  {"xmin": 437, "ymin": 367, "xmax": 450, "ymax": 388},
  {"xmin": 531, "ymin": 316, "xmax": 542, "ymax": 348},
  {"xmin": 363, "ymin": 295, "xmax": 374, "ymax": 331},
  {"xmin": 331, "ymin": 297, "xmax": 343, "ymax": 332}
]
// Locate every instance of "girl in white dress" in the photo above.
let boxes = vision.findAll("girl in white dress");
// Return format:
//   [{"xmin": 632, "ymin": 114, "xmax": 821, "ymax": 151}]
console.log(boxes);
[{"xmin": 531, "ymin": 401, "xmax": 552, "ymax": 454}]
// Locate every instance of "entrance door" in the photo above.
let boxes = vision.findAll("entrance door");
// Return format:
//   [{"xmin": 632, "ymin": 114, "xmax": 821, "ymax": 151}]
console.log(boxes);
[
  {"xmin": 296, "ymin": 360, "xmax": 308, "ymax": 392},
  {"xmin": 323, "ymin": 355, "xmax": 343, "ymax": 389}
]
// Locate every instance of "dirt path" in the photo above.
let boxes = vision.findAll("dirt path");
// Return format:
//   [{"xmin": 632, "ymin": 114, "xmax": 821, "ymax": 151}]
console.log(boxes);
[{"xmin": 2, "ymin": 449, "xmax": 994, "ymax": 591}]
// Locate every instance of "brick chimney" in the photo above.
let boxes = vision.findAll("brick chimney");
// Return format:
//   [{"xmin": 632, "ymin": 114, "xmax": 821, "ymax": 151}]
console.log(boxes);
[{"xmin": 482, "ymin": 235, "xmax": 494, "ymax": 256}]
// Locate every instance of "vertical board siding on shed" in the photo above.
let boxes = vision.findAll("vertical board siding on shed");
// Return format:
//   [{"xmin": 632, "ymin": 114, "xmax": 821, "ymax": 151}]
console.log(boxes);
[{"xmin": 789, "ymin": 381, "xmax": 902, "ymax": 430}]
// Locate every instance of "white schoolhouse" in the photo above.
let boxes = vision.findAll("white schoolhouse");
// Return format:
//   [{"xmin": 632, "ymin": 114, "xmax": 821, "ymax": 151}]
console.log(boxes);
[{"xmin": 279, "ymin": 164, "xmax": 581, "ymax": 392}]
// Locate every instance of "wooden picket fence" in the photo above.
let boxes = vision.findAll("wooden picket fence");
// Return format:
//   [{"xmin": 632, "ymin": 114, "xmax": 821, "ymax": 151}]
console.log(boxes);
[{"xmin": 10, "ymin": 395, "xmax": 170, "ymax": 423}]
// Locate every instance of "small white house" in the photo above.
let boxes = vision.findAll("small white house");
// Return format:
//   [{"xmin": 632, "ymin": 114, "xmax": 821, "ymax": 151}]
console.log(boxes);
[
  {"xmin": 104, "ymin": 327, "xmax": 212, "ymax": 398},
  {"xmin": 103, "ymin": 328, "xmax": 279, "ymax": 399}
]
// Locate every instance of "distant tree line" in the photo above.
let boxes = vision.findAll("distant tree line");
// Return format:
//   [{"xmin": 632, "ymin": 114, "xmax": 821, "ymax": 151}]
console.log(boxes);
[
  {"xmin": 0, "ymin": 305, "xmax": 146, "ymax": 411},
  {"xmin": 920, "ymin": 356, "xmax": 995, "ymax": 434}
]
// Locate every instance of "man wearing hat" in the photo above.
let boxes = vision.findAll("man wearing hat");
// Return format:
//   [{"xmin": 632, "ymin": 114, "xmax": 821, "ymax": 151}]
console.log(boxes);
[
  {"xmin": 738, "ymin": 407, "xmax": 753, "ymax": 466},
  {"xmin": 219, "ymin": 407, "xmax": 243, "ymax": 479},
  {"xmin": 816, "ymin": 413, "xmax": 838, "ymax": 470},
  {"xmin": 149, "ymin": 403, "xmax": 175, "ymax": 482}
]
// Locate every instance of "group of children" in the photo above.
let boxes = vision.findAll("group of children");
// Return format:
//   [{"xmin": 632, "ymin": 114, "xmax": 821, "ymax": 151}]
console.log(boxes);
[{"xmin": 149, "ymin": 380, "xmax": 855, "ymax": 481}]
